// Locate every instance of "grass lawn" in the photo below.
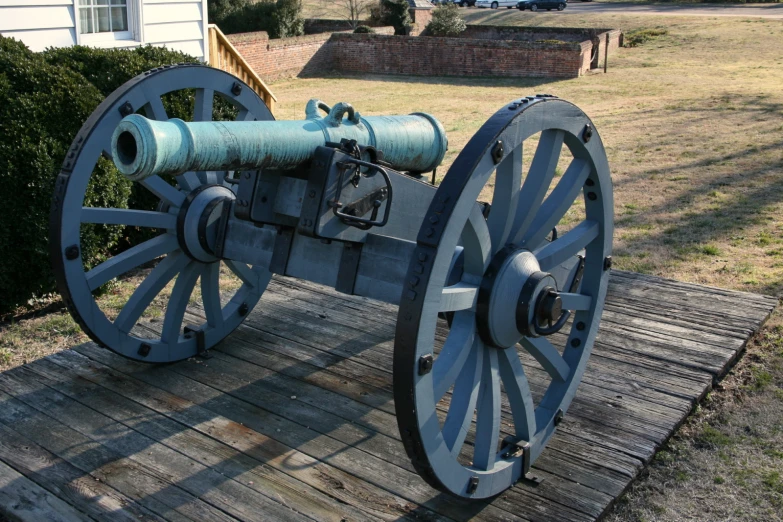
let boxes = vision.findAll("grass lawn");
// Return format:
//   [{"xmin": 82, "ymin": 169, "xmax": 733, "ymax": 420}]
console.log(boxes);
[{"xmin": 1, "ymin": 9, "xmax": 782, "ymax": 521}]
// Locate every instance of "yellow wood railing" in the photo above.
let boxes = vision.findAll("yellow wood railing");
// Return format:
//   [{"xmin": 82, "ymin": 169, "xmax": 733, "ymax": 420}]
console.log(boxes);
[{"xmin": 208, "ymin": 24, "xmax": 277, "ymax": 115}]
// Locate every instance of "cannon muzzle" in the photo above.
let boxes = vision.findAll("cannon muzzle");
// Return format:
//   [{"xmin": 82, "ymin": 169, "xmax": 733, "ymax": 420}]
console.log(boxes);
[{"xmin": 112, "ymin": 100, "xmax": 448, "ymax": 181}]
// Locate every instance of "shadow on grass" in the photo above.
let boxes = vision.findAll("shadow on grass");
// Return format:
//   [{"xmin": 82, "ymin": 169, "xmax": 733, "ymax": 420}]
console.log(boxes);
[{"xmin": 306, "ymin": 71, "xmax": 561, "ymax": 90}]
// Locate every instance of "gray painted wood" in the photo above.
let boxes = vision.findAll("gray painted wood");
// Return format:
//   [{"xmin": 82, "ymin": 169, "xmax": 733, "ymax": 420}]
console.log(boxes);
[{"xmin": 0, "ymin": 272, "xmax": 775, "ymax": 521}]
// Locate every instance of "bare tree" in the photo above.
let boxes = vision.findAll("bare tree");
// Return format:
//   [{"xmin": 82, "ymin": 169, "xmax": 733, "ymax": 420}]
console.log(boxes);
[{"xmin": 319, "ymin": 0, "xmax": 376, "ymax": 30}]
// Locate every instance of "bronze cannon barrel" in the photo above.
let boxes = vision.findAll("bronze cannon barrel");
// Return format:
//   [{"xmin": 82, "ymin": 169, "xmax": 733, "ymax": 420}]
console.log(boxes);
[{"xmin": 112, "ymin": 100, "xmax": 448, "ymax": 182}]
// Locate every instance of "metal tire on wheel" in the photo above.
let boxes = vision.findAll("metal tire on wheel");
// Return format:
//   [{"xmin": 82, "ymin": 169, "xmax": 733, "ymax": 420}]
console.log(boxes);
[
  {"xmin": 557, "ymin": 3, "xmax": 565, "ymax": 10},
  {"xmin": 51, "ymin": 65, "xmax": 274, "ymax": 363},
  {"xmin": 394, "ymin": 96, "xmax": 613, "ymax": 499},
  {"xmin": 491, "ymin": 1, "xmax": 498, "ymax": 8},
  {"xmin": 530, "ymin": 3, "xmax": 538, "ymax": 10}
]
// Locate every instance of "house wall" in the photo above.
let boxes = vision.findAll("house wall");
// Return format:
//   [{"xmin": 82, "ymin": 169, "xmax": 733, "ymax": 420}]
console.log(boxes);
[{"xmin": 0, "ymin": 0, "xmax": 209, "ymax": 60}]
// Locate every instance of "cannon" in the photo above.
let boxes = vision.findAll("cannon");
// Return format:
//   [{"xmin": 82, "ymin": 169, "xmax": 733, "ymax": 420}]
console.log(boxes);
[{"xmin": 50, "ymin": 64, "xmax": 613, "ymax": 499}]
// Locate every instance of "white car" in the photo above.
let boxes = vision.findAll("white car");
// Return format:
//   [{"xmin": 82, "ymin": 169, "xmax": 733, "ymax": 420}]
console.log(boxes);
[{"xmin": 475, "ymin": 0, "xmax": 517, "ymax": 7}]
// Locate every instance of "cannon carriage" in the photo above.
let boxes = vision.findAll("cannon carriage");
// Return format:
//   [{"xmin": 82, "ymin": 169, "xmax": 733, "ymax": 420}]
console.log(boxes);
[{"xmin": 50, "ymin": 64, "xmax": 612, "ymax": 499}]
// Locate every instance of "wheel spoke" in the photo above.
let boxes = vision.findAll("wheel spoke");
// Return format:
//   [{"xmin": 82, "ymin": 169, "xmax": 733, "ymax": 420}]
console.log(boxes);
[
  {"xmin": 519, "ymin": 158, "xmax": 590, "ymax": 249},
  {"xmin": 85, "ymin": 234, "xmax": 179, "ymax": 291},
  {"xmin": 160, "ymin": 262, "xmax": 200, "ymax": 346},
  {"xmin": 176, "ymin": 172, "xmax": 201, "ymax": 193},
  {"xmin": 114, "ymin": 251, "xmax": 189, "ymax": 333},
  {"xmin": 473, "ymin": 347, "xmax": 501, "ymax": 471},
  {"xmin": 140, "ymin": 176, "xmax": 186, "ymax": 208},
  {"xmin": 237, "ymin": 109, "xmax": 256, "ymax": 122},
  {"xmin": 226, "ymin": 260, "xmax": 258, "ymax": 288},
  {"xmin": 533, "ymin": 220, "xmax": 598, "ymax": 271},
  {"xmin": 193, "ymin": 88, "xmax": 214, "ymax": 122},
  {"xmin": 486, "ymin": 144, "xmax": 522, "ymax": 252},
  {"xmin": 142, "ymin": 96, "xmax": 167, "ymax": 120},
  {"xmin": 81, "ymin": 208, "xmax": 175, "ymax": 229},
  {"xmin": 498, "ymin": 346, "xmax": 537, "ymax": 440},
  {"xmin": 440, "ymin": 283, "xmax": 479, "ymax": 312},
  {"xmin": 461, "ymin": 203, "xmax": 492, "ymax": 280},
  {"xmin": 201, "ymin": 262, "xmax": 225, "ymax": 329},
  {"xmin": 519, "ymin": 336, "xmax": 570, "ymax": 382},
  {"xmin": 510, "ymin": 130, "xmax": 565, "ymax": 244},
  {"xmin": 442, "ymin": 339, "xmax": 483, "ymax": 456},
  {"xmin": 432, "ymin": 313, "xmax": 476, "ymax": 400},
  {"xmin": 559, "ymin": 292, "xmax": 592, "ymax": 311}
]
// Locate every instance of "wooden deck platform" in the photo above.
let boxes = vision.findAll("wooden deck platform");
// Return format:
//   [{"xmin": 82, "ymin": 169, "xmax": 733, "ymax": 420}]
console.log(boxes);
[{"xmin": 0, "ymin": 271, "xmax": 777, "ymax": 522}]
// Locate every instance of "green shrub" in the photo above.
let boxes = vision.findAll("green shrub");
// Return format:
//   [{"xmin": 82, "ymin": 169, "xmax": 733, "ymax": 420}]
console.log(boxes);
[
  {"xmin": 208, "ymin": 0, "xmax": 250, "ymax": 22},
  {"xmin": 0, "ymin": 37, "xmax": 124, "ymax": 312},
  {"xmin": 376, "ymin": 0, "xmax": 412, "ymax": 36},
  {"xmin": 426, "ymin": 3, "xmax": 466, "ymax": 37},
  {"xmin": 0, "ymin": 37, "xmax": 202, "ymax": 314},
  {"xmin": 211, "ymin": 0, "xmax": 304, "ymax": 38},
  {"xmin": 354, "ymin": 25, "xmax": 375, "ymax": 34}
]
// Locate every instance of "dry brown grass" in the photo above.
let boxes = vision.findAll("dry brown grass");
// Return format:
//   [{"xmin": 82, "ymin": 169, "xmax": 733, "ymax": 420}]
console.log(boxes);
[
  {"xmin": 606, "ymin": 310, "xmax": 783, "ymax": 522},
  {"xmin": 273, "ymin": 12, "xmax": 783, "ymax": 294}
]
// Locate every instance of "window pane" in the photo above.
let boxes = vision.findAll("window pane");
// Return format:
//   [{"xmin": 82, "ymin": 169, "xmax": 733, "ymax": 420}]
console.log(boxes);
[
  {"xmin": 79, "ymin": 0, "xmax": 92, "ymax": 6},
  {"xmin": 96, "ymin": 0, "xmax": 109, "ymax": 5},
  {"xmin": 110, "ymin": 0, "xmax": 126, "ymax": 5},
  {"xmin": 79, "ymin": 9, "xmax": 93, "ymax": 33},
  {"xmin": 111, "ymin": 7, "xmax": 128, "ymax": 31},
  {"xmin": 95, "ymin": 6, "xmax": 110, "ymax": 32}
]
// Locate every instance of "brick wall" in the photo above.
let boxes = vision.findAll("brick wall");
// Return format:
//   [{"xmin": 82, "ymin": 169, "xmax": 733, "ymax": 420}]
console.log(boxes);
[
  {"xmin": 230, "ymin": 31, "xmax": 333, "ymax": 81},
  {"xmin": 228, "ymin": 26, "xmax": 396, "ymax": 81},
  {"xmin": 409, "ymin": 8, "xmax": 433, "ymax": 36},
  {"xmin": 228, "ymin": 25, "xmax": 621, "ymax": 81},
  {"xmin": 330, "ymin": 33, "xmax": 585, "ymax": 78}
]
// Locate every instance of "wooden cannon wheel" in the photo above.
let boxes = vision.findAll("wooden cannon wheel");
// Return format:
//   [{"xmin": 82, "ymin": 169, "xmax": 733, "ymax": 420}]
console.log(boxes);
[
  {"xmin": 50, "ymin": 65, "xmax": 273, "ymax": 363},
  {"xmin": 394, "ymin": 96, "xmax": 614, "ymax": 499}
]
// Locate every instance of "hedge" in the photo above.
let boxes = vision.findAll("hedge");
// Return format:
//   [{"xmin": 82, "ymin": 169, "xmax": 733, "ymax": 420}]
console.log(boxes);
[
  {"xmin": 0, "ymin": 37, "xmax": 202, "ymax": 314},
  {"xmin": 209, "ymin": 0, "xmax": 304, "ymax": 38}
]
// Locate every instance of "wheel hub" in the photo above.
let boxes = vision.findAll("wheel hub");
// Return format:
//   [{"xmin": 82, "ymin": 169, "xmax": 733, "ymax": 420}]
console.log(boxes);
[
  {"xmin": 477, "ymin": 248, "xmax": 562, "ymax": 348},
  {"xmin": 177, "ymin": 184, "xmax": 234, "ymax": 263}
]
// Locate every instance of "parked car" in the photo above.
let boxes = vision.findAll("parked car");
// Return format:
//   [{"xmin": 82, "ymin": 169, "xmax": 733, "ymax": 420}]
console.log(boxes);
[
  {"xmin": 517, "ymin": 0, "xmax": 567, "ymax": 10},
  {"xmin": 475, "ymin": 0, "xmax": 517, "ymax": 8},
  {"xmin": 456, "ymin": 0, "xmax": 477, "ymax": 5}
]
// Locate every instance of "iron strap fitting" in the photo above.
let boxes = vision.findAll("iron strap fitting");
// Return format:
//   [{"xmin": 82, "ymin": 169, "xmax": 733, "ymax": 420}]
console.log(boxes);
[
  {"xmin": 502, "ymin": 440, "xmax": 543, "ymax": 486},
  {"xmin": 330, "ymin": 157, "xmax": 394, "ymax": 230}
]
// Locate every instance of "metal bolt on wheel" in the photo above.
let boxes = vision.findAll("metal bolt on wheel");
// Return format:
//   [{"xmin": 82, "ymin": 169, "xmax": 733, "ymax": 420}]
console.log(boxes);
[
  {"xmin": 50, "ymin": 65, "xmax": 274, "ymax": 363},
  {"xmin": 394, "ymin": 97, "xmax": 613, "ymax": 499}
]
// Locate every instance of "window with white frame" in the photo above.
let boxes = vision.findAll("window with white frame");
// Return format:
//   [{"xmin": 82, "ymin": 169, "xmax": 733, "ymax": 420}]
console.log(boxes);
[{"xmin": 77, "ymin": 0, "xmax": 136, "ymax": 42}]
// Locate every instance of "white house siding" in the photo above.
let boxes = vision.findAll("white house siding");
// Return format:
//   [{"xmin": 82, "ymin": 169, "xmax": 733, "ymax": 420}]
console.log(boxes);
[
  {"xmin": 0, "ymin": 0, "xmax": 77, "ymax": 51},
  {"xmin": 0, "ymin": 0, "xmax": 209, "ymax": 61}
]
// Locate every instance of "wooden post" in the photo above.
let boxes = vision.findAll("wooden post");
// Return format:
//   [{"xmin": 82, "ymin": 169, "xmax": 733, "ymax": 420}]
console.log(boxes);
[{"xmin": 604, "ymin": 33, "xmax": 609, "ymax": 73}]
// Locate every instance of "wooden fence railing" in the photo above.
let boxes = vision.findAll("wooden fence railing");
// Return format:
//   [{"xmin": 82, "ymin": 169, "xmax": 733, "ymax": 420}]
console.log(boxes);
[{"xmin": 207, "ymin": 24, "xmax": 277, "ymax": 115}]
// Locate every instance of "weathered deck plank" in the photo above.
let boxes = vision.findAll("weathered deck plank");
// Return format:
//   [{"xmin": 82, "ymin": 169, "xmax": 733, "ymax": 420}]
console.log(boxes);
[{"xmin": 0, "ymin": 271, "xmax": 776, "ymax": 521}]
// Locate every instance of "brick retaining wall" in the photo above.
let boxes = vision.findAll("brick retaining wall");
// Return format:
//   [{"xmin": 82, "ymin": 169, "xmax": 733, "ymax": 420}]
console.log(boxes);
[
  {"xmin": 331, "ymin": 33, "xmax": 586, "ymax": 78},
  {"xmin": 228, "ymin": 25, "xmax": 621, "ymax": 81}
]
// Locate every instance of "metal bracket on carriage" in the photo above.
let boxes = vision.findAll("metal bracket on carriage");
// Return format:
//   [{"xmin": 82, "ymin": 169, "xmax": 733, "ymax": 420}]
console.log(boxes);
[
  {"xmin": 329, "ymin": 154, "xmax": 394, "ymax": 231},
  {"xmin": 183, "ymin": 325, "xmax": 211, "ymax": 359},
  {"xmin": 501, "ymin": 438, "xmax": 543, "ymax": 486}
]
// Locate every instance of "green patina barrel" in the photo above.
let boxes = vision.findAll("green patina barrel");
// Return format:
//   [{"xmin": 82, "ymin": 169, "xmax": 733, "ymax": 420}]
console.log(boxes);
[{"xmin": 112, "ymin": 99, "xmax": 448, "ymax": 182}]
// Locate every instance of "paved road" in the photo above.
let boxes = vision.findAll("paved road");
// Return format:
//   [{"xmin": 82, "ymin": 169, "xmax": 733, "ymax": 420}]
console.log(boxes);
[{"xmin": 471, "ymin": 2, "xmax": 783, "ymax": 18}]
